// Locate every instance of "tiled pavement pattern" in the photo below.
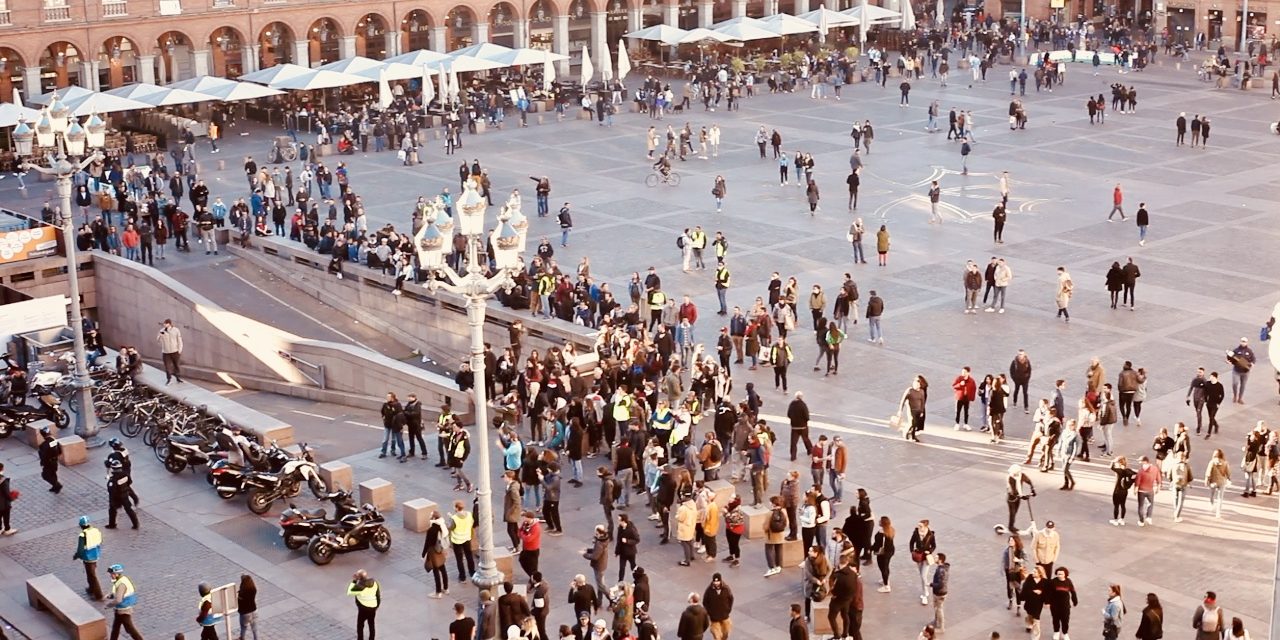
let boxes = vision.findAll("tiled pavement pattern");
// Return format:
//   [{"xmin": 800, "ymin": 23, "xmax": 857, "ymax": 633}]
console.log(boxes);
[{"xmin": 2, "ymin": 55, "xmax": 1279, "ymax": 639}]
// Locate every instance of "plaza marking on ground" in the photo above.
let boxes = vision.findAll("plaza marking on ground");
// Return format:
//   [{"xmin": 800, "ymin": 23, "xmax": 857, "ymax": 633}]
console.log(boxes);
[
  {"xmin": 223, "ymin": 268, "xmax": 377, "ymax": 351},
  {"xmin": 344, "ymin": 420, "xmax": 381, "ymax": 430},
  {"xmin": 291, "ymin": 409, "xmax": 333, "ymax": 420}
]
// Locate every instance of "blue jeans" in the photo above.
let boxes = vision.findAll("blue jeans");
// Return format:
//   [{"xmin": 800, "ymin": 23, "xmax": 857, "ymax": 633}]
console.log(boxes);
[
  {"xmin": 828, "ymin": 469, "xmax": 843, "ymax": 502},
  {"xmin": 561, "ymin": 229, "xmax": 569, "ymax": 246},
  {"xmin": 381, "ymin": 427, "xmax": 405, "ymax": 457},
  {"xmin": 716, "ymin": 288, "xmax": 727, "ymax": 314},
  {"xmin": 536, "ymin": 194, "xmax": 548, "ymax": 216},
  {"xmin": 1173, "ymin": 486, "xmax": 1187, "ymax": 518},
  {"xmin": 319, "ymin": 183, "xmax": 331, "ymax": 200},
  {"xmin": 374, "ymin": 136, "xmax": 384, "ymax": 152},
  {"xmin": 571, "ymin": 459, "xmax": 583, "ymax": 482},
  {"xmin": 868, "ymin": 317, "xmax": 882, "ymax": 342},
  {"xmin": 1138, "ymin": 225, "xmax": 1147, "ymax": 241},
  {"xmin": 990, "ymin": 286, "xmax": 1007, "ymax": 310},
  {"xmin": 852, "ymin": 241, "xmax": 864, "ymax": 262},
  {"xmin": 927, "ymin": 114, "xmax": 936, "ymax": 130},
  {"xmin": 1136, "ymin": 490, "xmax": 1154, "ymax": 523},
  {"xmin": 523, "ymin": 483, "xmax": 543, "ymax": 509}
]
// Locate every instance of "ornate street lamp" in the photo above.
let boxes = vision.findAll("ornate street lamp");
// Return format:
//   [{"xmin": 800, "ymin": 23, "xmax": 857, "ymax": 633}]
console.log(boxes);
[{"xmin": 12, "ymin": 99, "xmax": 106, "ymax": 446}]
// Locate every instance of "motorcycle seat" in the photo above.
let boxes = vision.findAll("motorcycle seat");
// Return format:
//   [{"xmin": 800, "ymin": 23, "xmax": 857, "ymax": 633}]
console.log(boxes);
[
  {"xmin": 170, "ymin": 434, "xmax": 207, "ymax": 446},
  {"xmin": 300, "ymin": 508, "xmax": 326, "ymax": 519}
]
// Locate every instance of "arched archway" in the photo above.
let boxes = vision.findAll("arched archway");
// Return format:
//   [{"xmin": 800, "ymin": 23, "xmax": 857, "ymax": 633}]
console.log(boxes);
[
  {"xmin": 38, "ymin": 42, "xmax": 81, "ymax": 91},
  {"xmin": 445, "ymin": 6, "xmax": 477, "ymax": 50},
  {"xmin": 567, "ymin": 0, "xmax": 594, "ymax": 53},
  {"xmin": 0, "ymin": 49, "xmax": 26, "ymax": 103},
  {"xmin": 604, "ymin": 0, "xmax": 630, "ymax": 57},
  {"xmin": 156, "ymin": 30, "xmax": 194, "ymax": 83},
  {"xmin": 401, "ymin": 10, "xmax": 435, "ymax": 53},
  {"xmin": 528, "ymin": 0, "xmax": 557, "ymax": 50},
  {"xmin": 356, "ymin": 13, "xmax": 392, "ymax": 59},
  {"xmin": 209, "ymin": 26, "xmax": 246, "ymax": 78},
  {"xmin": 259, "ymin": 22, "xmax": 295, "ymax": 69},
  {"xmin": 488, "ymin": 2, "xmax": 519, "ymax": 47},
  {"xmin": 308, "ymin": 17, "xmax": 342, "ymax": 66},
  {"xmin": 98, "ymin": 36, "xmax": 139, "ymax": 89}
]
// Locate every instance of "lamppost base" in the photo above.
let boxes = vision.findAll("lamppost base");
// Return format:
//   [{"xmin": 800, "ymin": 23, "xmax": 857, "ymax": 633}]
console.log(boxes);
[{"xmin": 470, "ymin": 569, "xmax": 504, "ymax": 592}]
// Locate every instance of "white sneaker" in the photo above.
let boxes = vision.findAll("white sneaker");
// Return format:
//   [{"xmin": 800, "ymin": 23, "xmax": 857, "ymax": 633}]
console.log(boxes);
[
  {"xmin": 647, "ymin": 514, "xmax": 660, "ymax": 521},
  {"xmin": 1174, "ymin": 517, "xmax": 1183, "ymax": 523},
  {"xmin": 998, "ymin": 309, "xmax": 1005, "ymax": 314},
  {"xmin": 1137, "ymin": 521, "xmax": 1145, "ymax": 527},
  {"xmin": 985, "ymin": 307, "xmax": 995, "ymax": 313},
  {"xmin": 954, "ymin": 423, "xmax": 962, "ymax": 431},
  {"xmin": 920, "ymin": 594, "xmax": 929, "ymax": 605},
  {"xmin": 1118, "ymin": 519, "xmax": 1125, "ymax": 526},
  {"xmin": 1146, "ymin": 518, "xmax": 1154, "ymax": 525},
  {"xmin": 962, "ymin": 425, "xmax": 972, "ymax": 431},
  {"xmin": 1109, "ymin": 519, "xmax": 1118, "ymax": 526},
  {"xmin": 877, "ymin": 585, "xmax": 891, "ymax": 593}
]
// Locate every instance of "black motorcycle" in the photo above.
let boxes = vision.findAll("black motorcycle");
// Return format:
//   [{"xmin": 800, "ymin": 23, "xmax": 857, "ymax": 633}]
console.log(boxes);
[
  {"xmin": 210, "ymin": 443, "xmax": 288, "ymax": 500},
  {"xmin": 162, "ymin": 431, "xmax": 221, "ymax": 474},
  {"xmin": 0, "ymin": 385, "xmax": 70, "ymax": 437},
  {"xmin": 245, "ymin": 443, "xmax": 325, "ymax": 515},
  {"xmin": 307, "ymin": 503, "xmax": 391, "ymax": 565},
  {"xmin": 278, "ymin": 491, "xmax": 359, "ymax": 550}
]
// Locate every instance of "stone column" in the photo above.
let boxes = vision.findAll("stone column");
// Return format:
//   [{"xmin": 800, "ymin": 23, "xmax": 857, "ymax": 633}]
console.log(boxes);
[
  {"xmin": 292, "ymin": 40, "xmax": 310, "ymax": 68},
  {"xmin": 192, "ymin": 49, "xmax": 211, "ymax": 77},
  {"xmin": 23, "ymin": 66, "xmax": 42, "ymax": 98},
  {"xmin": 475, "ymin": 22, "xmax": 490, "ymax": 43},
  {"xmin": 698, "ymin": 0, "xmax": 713, "ymax": 26},
  {"xmin": 795, "ymin": 0, "xmax": 810, "ymax": 13},
  {"xmin": 591, "ymin": 12, "xmax": 608, "ymax": 73},
  {"xmin": 514, "ymin": 19, "xmax": 528, "ymax": 48},
  {"xmin": 384, "ymin": 32, "xmax": 399, "ymax": 57},
  {"xmin": 243, "ymin": 45, "xmax": 260, "ymax": 73},
  {"xmin": 431, "ymin": 26, "xmax": 449, "ymax": 52},
  {"xmin": 339, "ymin": 36, "xmax": 356, "ymax": 60},
  {"xmin": 78, "ymin": 61, "xmax": 95, "ymax": 89},
  {"xmin": 553, "ymin": 14, "xmax": 570, "ymax": 76},
  {"xmin": 755, "ymin": 0, "xmax": 770, "ymax": 16},
  {"xmin": 663, "ymin": 0, "xmax": 679, "ymax": 25},
  {"xmin": 138, "ymin": 54, "xmax": 157, "ymax": 85}
]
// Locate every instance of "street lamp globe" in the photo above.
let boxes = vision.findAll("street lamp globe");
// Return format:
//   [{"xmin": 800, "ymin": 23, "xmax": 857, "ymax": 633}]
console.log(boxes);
[
  {"xmin": 64, "ymin": 121, "xmax": 87, "ymax": 156},
  {"xmin": 49, "ymin": 99, "xmax": 71, "ymax": 135},
  {"xmin": 35, "ymin": 110, "xmax": 54, "ymax": 148},
  {"xmin": 13, "ymin": 121, "xmax": 33, "ymax": 156},
  {"xmin": 456, "ymin": 180, "xmax": 487, "ymax": 236},
  {"xmin": 85, "ymin": 114, "xmax": 106, "ymax": 149},
  {"xmin": 507, "ymin": 199, "xmax": 528, "ymax": 253},
  {"xmin": 433, "ymin": 196, "xmax": 455, "ymax": 238},
  {"xmin": 491, "ymin": 214, "xmax": 521, "ymax": 271},
  {"xmin": 414, "ymin": 211, "xmax": 447, "ymax": 269}
]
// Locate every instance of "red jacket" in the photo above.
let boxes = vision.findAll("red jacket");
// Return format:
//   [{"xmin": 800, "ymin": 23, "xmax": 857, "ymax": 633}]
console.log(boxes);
[
  {"xmin": 952, "ymin": 375, "xmax": 977, "ymax": 401},
  {"xmin": 518, "ymin": 520, "xmax": 541, "ymax": 551},
  {"xmin": 679, "ymin": 302, "xmax": 698, "ymax": 325}
]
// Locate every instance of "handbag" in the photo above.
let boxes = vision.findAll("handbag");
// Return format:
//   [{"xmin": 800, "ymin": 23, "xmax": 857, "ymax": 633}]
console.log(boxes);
[
  {"xmin": 911, "ymin": 550, "xmax": 925, "ymax": 563},
  {"xmin": 888, "ymin": 414, "xmax": 902, "ymax": 430}
]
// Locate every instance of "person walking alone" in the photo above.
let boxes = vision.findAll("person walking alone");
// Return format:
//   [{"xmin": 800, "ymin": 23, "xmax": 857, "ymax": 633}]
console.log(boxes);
[
  {"xmin": 157, "ymin": 319, "xmax": 183, "ymax": 384},
  {"xmin": 557, "ymin": 203, "xmax": 573, "ymax": 247},
  {"xmin": 1055, "ymin": 267, "xmax": 1073, "ymax": 323},
  {"xmin": 73, "ymin": 516, "xmax": 104, "ymax": 601},
  {"xmin": 927, "ymin": 181, "xmax": 942, "ymax": 224},
  {"xmin": 1107, "ymin": 183, "xmax": 1126, "ymax": 221}
]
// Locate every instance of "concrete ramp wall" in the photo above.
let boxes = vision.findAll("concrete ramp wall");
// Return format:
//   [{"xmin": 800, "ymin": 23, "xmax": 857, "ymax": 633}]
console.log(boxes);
[{"xmin": 93, "ymin": 253, "xmax": 469, "ymax": 414}]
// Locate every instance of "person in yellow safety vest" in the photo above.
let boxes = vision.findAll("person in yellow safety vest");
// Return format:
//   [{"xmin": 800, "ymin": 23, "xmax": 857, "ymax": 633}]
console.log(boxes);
[
  {"xmin": 73, "ymin": 515, "xmax": 105, "ymax": 601},
  {"xmin": 105, "ymin": 564, "xmax": 143, "ymax": 640},
  {"xmin": 435, "ymin": 405, "xmax": 454, "ymax": 468},
  {"xmin": 668, "ymin": 405, "xmax": 691, "ymax": 450},
  {"xmin": 446, "ymin": 500, "xmax": 476, "ymax": 582},
  {"xmin": 712, "ymin": 231, "xmax": 729, "ymax": 262},
  {"xmin": 196, "ymin": 583, "xmax": 223, "ymax": 640},
  {"xmin": 651, "ymin": 400, "xmax": 676, "ymax": 449},
  {"xmin": 715, "ymin": 263, "xmax": 731, "ymax": 316},
  {"xmin": 684, "ymin": 393, "xmax": 702, "ymax": 430},
  {"xmin": 535, "ymin": 271, "xmax": 555, "ymax": 319},
  {"xmin": 347, "ymin": 570, "xmax": 380, "ymax": 640},
  {"xmin": 689, "ymin": 226, "xmax": 708, "ymax": 270},
  {"xmin": 612, "ymin": 389, "xmax": 632, "ymax": 424}
]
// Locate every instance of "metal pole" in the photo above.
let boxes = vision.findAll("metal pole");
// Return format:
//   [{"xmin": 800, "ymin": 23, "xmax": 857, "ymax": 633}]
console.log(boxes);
[
  {"xmin": 1239, "ymin": 0, "xmax": 1248, "ymax": 54},
  {"xmin": 465, "ymin": 261, "xmax": 502, "ymax": 592},
  {"xmin": 56, "ymin": 162, "xmax": 101, "ymax": 447}
]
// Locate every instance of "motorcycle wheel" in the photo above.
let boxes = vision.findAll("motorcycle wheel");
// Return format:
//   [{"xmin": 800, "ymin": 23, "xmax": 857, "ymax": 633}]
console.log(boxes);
[
  {"xmin": 308, "ymin": 475, "xmax": 328, "ymax": 499},
  {"xmin": 164, "ymin": 455, "xmax": 186, "ymax": 474},
  {"xmin": 247, "ymin": 489, "xmax": 275, "ymax": 515},
  {"xmin": 370, "ymin": 527, "xmax": 392, "ymax": 553},
  {"xmin": 205, "ymin": 471, "xmax": 215, "ymax": 486},
  {"xmin": 0, "ymin": 419, "xmax": 11, "ymax": 439},
  {"xmin": 284, "ymin": 534, "xmax": 307, "ymax": 550},
  {"xmin": 51, "ymin": 409, "xmax": 69, "ymax": 429},
  {"xmin": 285, "ymin": 481, "xmax": 301, "ymax": 498},
  {"xmin": 153, "ymin": 440, "xmax": 170, "ymax": 463},
  {"xmin": 307, "ymin": 537, "xmax": 335, "ymax": 565}
]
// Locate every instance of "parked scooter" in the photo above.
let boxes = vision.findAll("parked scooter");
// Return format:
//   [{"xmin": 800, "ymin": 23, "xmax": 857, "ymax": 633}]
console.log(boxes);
[
  {"xmin": 306, "ymin": 503, "xmax": 391, "ymax": 565},
  {"xmin": 278, "ymin": 490, "xmax": 360, "ymax": 550},
  {"xmin": 246, "ymin": 443, "xmax": 325, "ymax": 514},
  {"xmin": 0, "ymin": 385, "xmax": 69, "ymax": 437}
]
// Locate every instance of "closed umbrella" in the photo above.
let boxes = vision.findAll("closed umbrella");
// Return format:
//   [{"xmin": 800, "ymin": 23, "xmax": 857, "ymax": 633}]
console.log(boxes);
[
  {"xmin": 542, "ymin": 50, "xmax": 556, "ymax": 92},
  {"xmin": 901, "ymin": 0, "xmax": 917, "ymax": 30},
  {"xmin": 600, "ymin": 41, "xmax": 614, "ymax": 83},
  {"xmin": 421, "ymin": 64, "xmax": 436, "ymax": 106},
  {"xmin": 936, "ymin": 0, "xmax": 944, "ymax": 27},
  {"xmin": 617, "ymin": 40, "xmax": 633, "ymax": 81},
  {"xmin": 580, "ymin": 45, "xmax": 594, "ymax": 85},
  {"xmin": 378, "ymin": 69, "xmax": 393, "ymax": 109}
]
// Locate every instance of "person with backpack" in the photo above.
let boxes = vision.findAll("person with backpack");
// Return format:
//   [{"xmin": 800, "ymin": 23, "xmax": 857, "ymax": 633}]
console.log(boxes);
[
  {"xmin": 698, "ymin": 432, "xmax": 724, "ymax": 481},
  {"xmin": 764, "ymin": 496, "xmax": 788, "ymax": 576},
  {"xmin": 960, "ymin": 137, "xmax": 972, "ymax": 175},
  {"xmin": 1193, "ymin": 592, "xmax": 1225, "ymax": 640},
  {"xmin": 723, "ymin": 496, "xmax": 746, "ymax": 567}
]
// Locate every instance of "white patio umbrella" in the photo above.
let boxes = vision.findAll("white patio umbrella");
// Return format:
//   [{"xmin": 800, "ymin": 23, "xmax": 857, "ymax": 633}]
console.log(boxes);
[
  {"xmin": 678, "ymin": 28, "xmax": 736, "ymax": 44},
  {"xmin": 600, "ymin": 42, "xmax": 614, "ymax": 83},
  {"xmin": 317, "ymin": 56, "xmax": 422, "ymax": 82},
  {"xmin": 542, "ymin": 50, "xmax": 556, "ymax": 92},
  {"xmin": 378, "ymin": 69, "xmax": 393, "ymax": 109},
  {"xmin": 0, "ymin": 103, "xmax": 41, "ymax": 128},
  {"xmin": 935, "ymin": 0, "xmax": 944, "ymax": 27},
  {"xmin": 712, "ymin": 18, "xmax": 781, "ymax": 41},
  {"xmin": 843, "ymin": 2, "xmax": 903, "ymax": 25},
  {"xmin": 901, "ymin": 0, "xmax": 917, "ymax": 30},
  {"xmin": 12, "ymin": 87, "xmax": 24, "ymax": 107},
  {"xmin": 386, "ymin": 49, "xmax": 452, "ymax": 67},
  {"xmin": 759, "ymin": 13, "xmax": 821, "ymax": 36},
  {"xmin": 103, "ymin": 83, "xmax": 213, "ymax": 107},
  {"xmin": 270, "ymin": 68, "xmax": 368, "ymax": 91},
  {"xmin": 429, "ymin": 54, "xmax": 506, "ymax": 73},
  {"xmin": 420, "ymin": 64, "xmax": 436, "ymax": 105},
  {"xmin": 450, "ymin": 42, "xmax": 517, "ymax": 61},
  {"xmin": 61, "ymin": 92, "xmax": 152, "ymax": 116},
  {"xmin": 484, "ymin": 48, "xmax": 570, "ymax": 68},
  {"xmin": 30, "ymin": 85, "xmax": 94, "ymax": 106},
  {"xmin": 624, "ymin": 24, "xmax": 690, "ymax": 46},
  {"xmin": 580, "ymin": 45, "xmax": 594, "ymax": 85},
  {"xmin": 617, "ymin": 40, "xmax": 633, "ymax": 81},
  {"xmin": 448, "ymin": 67, "xmax": 461, "ymax": 101},
  {"xmin": 798, "ymin": 6, "xmax": 862, "ymax": 28},
  {"xmin": 239, "ymin": 63, "xmax": 315, "ymax": 87},
  {"xmin": 167, "ymin": 76, "xmax": 284, "ymax": 101}
]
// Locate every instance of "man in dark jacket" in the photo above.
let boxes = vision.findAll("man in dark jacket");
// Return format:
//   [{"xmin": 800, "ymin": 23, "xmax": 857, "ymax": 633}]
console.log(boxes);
[
  {"xmin": 497, "ymin": 581, "xmax": 530, "ymax": 634},
  {"xmin": 786, "ymin": 392, "xmax": 813, "ymax": 461},
  {"xmin": 403, "ymin": 393, "xmax": 427, "ymax": 459},
  {"xmin": 676, "ymin": 592, "xmax": 710, "ymax": 640},
  {"xmin": 1008, "ymin": 349, "xmax": 1033, "ymax": 413},
  {"xmin": 1120, "ymin": 257, "xmax": 1141, "ymax": 309},
  {"xmin": 38, "ymin": 428, "xmax": 63, "ymax": 493},
  {"xmin": 789, "ymin": 603, "xmax": 809, "ymax": 640},
  {"xmin": 828, "ymin": 560, "xmax": 861, "ymax": 640},
  {"xmin": 702, "ymin": 574, "xmax": 734, "ymax": 638}
]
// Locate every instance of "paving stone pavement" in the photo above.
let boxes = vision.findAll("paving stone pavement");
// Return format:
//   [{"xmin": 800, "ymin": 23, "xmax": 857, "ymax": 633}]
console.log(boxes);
[{"xmin": 1, "ymin": 55, "xmax": 1279, "ymax": 640}]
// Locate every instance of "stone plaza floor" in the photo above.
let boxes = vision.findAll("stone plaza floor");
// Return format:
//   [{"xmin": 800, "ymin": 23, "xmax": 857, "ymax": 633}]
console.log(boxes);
[{"xmin": 1, "ymin": 55, "xmax": 1278, "ymax": 639}]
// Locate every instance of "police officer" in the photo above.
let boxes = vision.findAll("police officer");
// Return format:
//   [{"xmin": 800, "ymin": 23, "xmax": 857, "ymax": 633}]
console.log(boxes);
[
  {"xmin": 106, "ymin": 438, "xmax": 140, "ymax": 505},
  {"xmin": 38, "ymin": 427, "xmax": 63, "ymax": 493},
  {"xmin": 347, "ymin": 570, "xmax": 380, "ymax": 640},
  {"xmin": 105, "ymin": 564, "xmax": 143, "ymax": 640},
  {"xmin": 106, "ymin": 459, "xmax": 139, "ymax": 530},
  {"xmin": 73, "ymin": 516, "xmax": 104, "ymax": 600},
  {"xmin": 196, "ymin": 583, "xmax": 222, "ymax": 640}
]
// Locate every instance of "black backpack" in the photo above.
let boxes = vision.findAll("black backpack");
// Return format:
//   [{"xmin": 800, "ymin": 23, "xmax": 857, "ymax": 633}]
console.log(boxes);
[
  {"xmin": 610, "ymin": 478, "xmax": 622, "ymax": 502},
  {"xmin": 769, "ymin": 508, "xmax": 787, "ymax": 533}
]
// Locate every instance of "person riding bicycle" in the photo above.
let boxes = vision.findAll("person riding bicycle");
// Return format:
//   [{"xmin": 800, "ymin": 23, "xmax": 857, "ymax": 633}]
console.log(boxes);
[{"xmin": 652, "ymin": 154, "xmax": 672, "ymax": 177}]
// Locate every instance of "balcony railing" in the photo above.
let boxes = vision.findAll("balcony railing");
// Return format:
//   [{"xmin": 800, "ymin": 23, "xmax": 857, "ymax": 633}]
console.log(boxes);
[
  {"xmin": 101, "ymin": 0, "xmax": 127, "ymax": 16},
  {"xmin": 211, "ymin": 0, "xmax": 234, "ymax": 8},
  {"xmin": 0, "ymin": 9, "xmax": 11, "ymax": 25},
  {"xmin": 43, "ymin": 5, "xmax": 71, "ymax": 21}
]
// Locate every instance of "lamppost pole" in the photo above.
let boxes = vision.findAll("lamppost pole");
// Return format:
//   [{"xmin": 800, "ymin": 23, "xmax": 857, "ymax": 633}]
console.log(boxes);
[
  {"xmin": 414, "ymin": 179, "xmax": 527, "ymax": 594},
  {"xmin": 13, "ymin": 101, "xmax": 106, "ymax": 447}
]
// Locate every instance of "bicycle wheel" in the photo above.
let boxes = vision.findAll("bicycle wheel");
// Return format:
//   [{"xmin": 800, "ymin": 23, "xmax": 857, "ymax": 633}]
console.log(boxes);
[
  {"xmin": 97, "ymin": 401, "xmax": 125, "ymax": 428},
  {"xmin": 154, "ymin": 439, "xmax": 170, "ymax": 463},
  {"xmin": 282, "ymin": 146, "xmax": 298, "ymax": 162},
  {"xmin": 667, "ymin": 172, "xmax": 682, "ymax": 186},
  {"xmin": 645, "ymin": 173, "xmax": 659, "ymax": 187}
]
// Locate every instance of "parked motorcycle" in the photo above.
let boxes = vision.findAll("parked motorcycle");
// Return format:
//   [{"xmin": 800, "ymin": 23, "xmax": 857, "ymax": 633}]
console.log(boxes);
[
  {"xmin": 278, "ymin": 490, "xmax": 360, "ymax": 550},
  {"xmin": 0, "ymin": 386, "xmax": 70, "ymax": 437},
  {"xmin": 306, "ymin": 503, "xmax": 391, "ymax": 565},
  {"xmin": 210, "ymin": 443, "xmax": 288, "ymax": 500},
  {"xmin": 246, "ymin": 443, "xmax": 325, "ymax": 514},
  {"xmin": 163, "ymin": 432, "xmax": 221, "ymax": 474}
]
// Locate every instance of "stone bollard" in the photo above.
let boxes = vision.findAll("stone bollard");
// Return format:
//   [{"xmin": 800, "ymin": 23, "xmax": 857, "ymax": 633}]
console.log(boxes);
[
  {"xmin": 24, "ymin": 423, "xmax": 58, "ymax": 448},
  {"xmin": 57, "ymin": 435, "xmax": 87, "ymax": 466},
  {"xmin": 402, "ymin": 498, "xmax": 438, "ymax": 532},
  {"xmin": 319, "ymin": 461, "xmax": 353, "ymax": 492},
  {"xmin": 359, "ymin": 478, "xmax": 395, "ymax": 511},
  {"xmin": 780, "ymin": 538, "xmax": 804, "ymax": 566},
  {"xmin": 704, "ymin": 479, "xmax": 735, "ymax": 507},
  {"xmin": 741, "ymin": 503, "xmax": 771, "ymax": 540}
]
